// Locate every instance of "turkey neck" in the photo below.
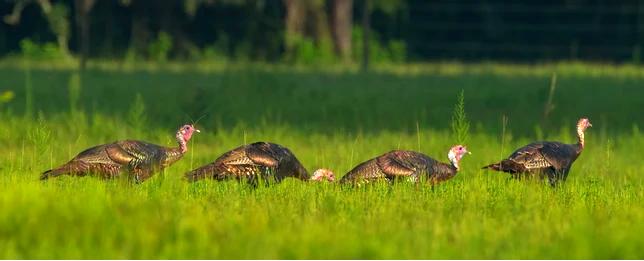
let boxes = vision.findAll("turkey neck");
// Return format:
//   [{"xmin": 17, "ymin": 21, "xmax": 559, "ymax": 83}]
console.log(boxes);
[
  {"xmin": 295, "ymin": 162, "xmax": 310, "ymax": 180},
  {"xmin": 162, "ymin": 131, "xmax": 188, "ymax": 167},
  {"xmin": 448, "ymin": 161, "xmax": 459, "ymax": 174},
  {"xmin": 433, "ymin": 161, "xmax": 458, "ymax": 181},
  {"xmin": 447, "ymin": 152, "xmax": 461, "ymax": 172},
  {"xmin": 450, "ymin": 160, "xmax": 460, "ymax": 172},
  {"xmin": 575, "ymin": 124, "xmax": 585, "ymax": 154}
]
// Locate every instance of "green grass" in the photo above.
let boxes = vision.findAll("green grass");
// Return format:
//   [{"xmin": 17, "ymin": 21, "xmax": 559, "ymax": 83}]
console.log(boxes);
[{"xmin": 0, "ymin": 63, "xmax": 642, "ymax": 259}]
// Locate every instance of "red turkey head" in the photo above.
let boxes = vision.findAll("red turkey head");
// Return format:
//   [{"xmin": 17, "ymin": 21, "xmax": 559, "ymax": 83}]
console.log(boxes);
[
  {"xmin": 179, "ymin": 124, "xmax": 200, "ymax": 142},
  {"xmin": 448, "ymin": 145, "xmax": 470, "ymax": 170},
  {"xmin": 311, "ymin": 168, "xmax": 336, "ymax": 182},
  {"xmin": 577, "ymin": 118, "xmax": 592, "ymax": 131}
]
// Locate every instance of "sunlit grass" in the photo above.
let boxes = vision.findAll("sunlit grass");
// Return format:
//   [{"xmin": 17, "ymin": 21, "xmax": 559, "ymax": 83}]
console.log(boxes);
[{"xmin": 0, "ymin": 63, "xmax": 642, "ymax": 259}]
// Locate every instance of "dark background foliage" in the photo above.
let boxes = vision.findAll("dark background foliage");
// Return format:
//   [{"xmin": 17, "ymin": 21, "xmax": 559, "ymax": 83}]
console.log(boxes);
[{"xmin": 0, "ymin": 0, "xmax": 642, "ymax": 64}]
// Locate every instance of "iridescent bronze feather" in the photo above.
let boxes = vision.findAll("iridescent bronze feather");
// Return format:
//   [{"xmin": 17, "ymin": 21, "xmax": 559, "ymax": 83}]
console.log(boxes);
[
  {"xmin": 184, "ymin": 142, "xmax": 309, "ymax": 185},
  {"xmin": 483, "ymin": 118, "xmax": 592, "ymax": 186},
  {"xmin": 340, "ymin": 146, "xmax": 469, "ymax": 185},
  {"xmin": 41, "ymin": 124, "xmax": 199, "ymax": 183}
]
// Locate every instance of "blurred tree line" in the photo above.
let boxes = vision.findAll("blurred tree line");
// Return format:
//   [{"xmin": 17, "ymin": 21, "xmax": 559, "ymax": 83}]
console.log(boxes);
[{"xmin": 0, "ymin": 0, "xmax": 642, "ymax": 66}]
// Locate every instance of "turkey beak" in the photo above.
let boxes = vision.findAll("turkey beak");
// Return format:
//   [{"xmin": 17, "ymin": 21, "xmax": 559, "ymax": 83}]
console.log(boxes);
[
  {"xmin": 467, "ymin": 151, "xmax": 472, "ymax": 155},
  {"xmin": 195, "ymin": 129, "xmax": 201, "ymax": 133}
]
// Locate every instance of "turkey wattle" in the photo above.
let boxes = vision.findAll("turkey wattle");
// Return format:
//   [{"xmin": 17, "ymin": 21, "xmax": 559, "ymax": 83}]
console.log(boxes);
[
  {"xmin": 41, "ymin": 124, "xmax": 199, "ymax": 183},
  {"xmin": 338, "ymin": 145, "xmax": 470, "ymax": 185},
  {"xmin": 482, "ymin": 118, "xmax": 592, "ymax": 185}
]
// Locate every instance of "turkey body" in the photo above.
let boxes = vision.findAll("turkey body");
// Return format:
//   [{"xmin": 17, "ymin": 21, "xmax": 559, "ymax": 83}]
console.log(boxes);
[
  {"xmin": 185, "ymin": 142, "xmax": 309, "ymax": 184},
  {"xmin": 41, "ymin": 140, "xmax": 184, "ymax": 182},
  {"xmin": 340, "ymin": 150, "xmax": 457, "ymax": 185},
  {"xmin": 483, "ymin": 141, "xmax": 582, "ymax": 185}
]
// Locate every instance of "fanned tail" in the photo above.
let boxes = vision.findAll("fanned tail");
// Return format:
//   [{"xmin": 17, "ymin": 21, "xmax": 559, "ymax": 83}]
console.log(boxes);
[{"xmin": 184, "ymin": 163, "xmax": 218, "ymax": 182}]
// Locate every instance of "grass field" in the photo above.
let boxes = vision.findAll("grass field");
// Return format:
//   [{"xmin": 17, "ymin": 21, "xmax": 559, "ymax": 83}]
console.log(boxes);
[{"xmin": 0, "ymin": 63, "xmax": 642, "ymax": 259}]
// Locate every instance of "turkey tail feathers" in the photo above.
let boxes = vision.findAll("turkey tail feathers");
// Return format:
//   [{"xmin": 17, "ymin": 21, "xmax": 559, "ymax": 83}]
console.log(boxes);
[
  {"xmin": 482, "ymin": 160, "xmax": 523, "ymax": 173},
  {"xmin": 40, "ymin": 168, "xmax": 67, "ymax": 180},
  {"xmin": 184, "ymin": 164, "xmax": 217, "ymax": 182},
  {"xmin": 482, "ymin": 162, "xmax": 502, "ymax": 171}
]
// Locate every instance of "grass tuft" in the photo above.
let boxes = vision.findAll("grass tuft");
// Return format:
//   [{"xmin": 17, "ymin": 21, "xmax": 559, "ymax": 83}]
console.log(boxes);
[{"xmin": 451, "ymin": 90, "xmax": 470, "ymax": 145}]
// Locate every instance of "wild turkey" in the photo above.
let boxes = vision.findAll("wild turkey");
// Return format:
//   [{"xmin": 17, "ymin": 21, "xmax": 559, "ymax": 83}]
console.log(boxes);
[
  {"xmin": 184, "ymin": 142, "xmax": 335, "ymax": 184},
  {"xmin": 41, "ymin": 124, "xmax": 200, "ymax": 183},
  {"xmin": 482, "ymin": 118, "xmax": 592, "ymax": 186},
  {"xmin": 338, "ymin": 145, "xmax": 470, "ymax": 185}
]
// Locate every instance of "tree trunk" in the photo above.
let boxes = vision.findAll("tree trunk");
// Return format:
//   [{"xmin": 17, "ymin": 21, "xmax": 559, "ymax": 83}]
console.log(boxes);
[
  {"xmin": 309, "ymin": 1, "xmax": 330, "ymax": 44},
  {"xmin": 283, "ymin": 0, "xmax": 306, "ymax": 56},
  {"xmin": 75, "ymin": 0, "xmax": 95, "ymax": 70},
  {"xmin": 361, "ymin": 0, "xmax": 370, "ymax": 70},
  {"xmin": 129, "ymin": 1, "xmax": 149, "ymax": 58},
  {"xmin": 158, "ymin": 0, "xmax": 195, "ymax": 59},
  {"xmin": 103, "ymin": 1, "xmax": 113, "ymax": 57},
  {"xmin": 331, "ymin": 0, "xmax": 353, "ymax": 61}
]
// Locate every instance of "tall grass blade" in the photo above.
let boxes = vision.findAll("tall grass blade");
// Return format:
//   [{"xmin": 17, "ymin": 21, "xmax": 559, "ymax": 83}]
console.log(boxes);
[{"xmin": 451, "ymin": 90, "xmax": 470, "ymax": 145}]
